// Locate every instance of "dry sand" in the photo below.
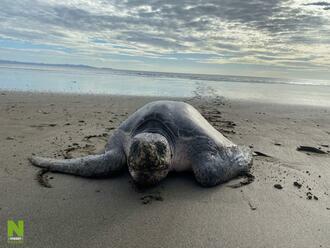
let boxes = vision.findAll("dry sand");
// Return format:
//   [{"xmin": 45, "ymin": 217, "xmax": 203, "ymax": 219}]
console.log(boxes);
[{"xmin": 0, "ymin": 91, "xmax": 329, "ymax": 247}]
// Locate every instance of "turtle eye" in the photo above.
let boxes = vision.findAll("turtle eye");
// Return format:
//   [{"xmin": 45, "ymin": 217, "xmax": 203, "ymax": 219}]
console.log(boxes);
[{"xmin": 155, "ymin": 141, "xmax": 167, "ymax": 155}]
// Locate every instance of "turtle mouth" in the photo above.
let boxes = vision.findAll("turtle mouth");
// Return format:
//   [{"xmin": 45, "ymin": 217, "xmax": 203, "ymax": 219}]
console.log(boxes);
[
  {"xmin": 134, "ymin": 167, "xmax": 168, "ymax": 173},
  {"xmin": 129, "ymin": 167, "xmax": 169, "ymax": 187}
]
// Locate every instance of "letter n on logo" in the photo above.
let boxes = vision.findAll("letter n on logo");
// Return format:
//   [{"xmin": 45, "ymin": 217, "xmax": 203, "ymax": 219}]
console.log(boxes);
[{"xmin": 7, "ymin": 220, "xmax": 24, "ymax": 244}]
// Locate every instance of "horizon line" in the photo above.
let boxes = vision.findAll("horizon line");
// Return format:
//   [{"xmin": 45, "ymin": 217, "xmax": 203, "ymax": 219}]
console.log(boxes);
[{"xmin": 0, "ymin": 59, "xmax": 293, "ymax": 81}]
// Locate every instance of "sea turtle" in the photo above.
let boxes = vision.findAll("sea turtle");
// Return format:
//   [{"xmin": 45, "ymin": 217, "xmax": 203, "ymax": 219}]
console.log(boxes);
[{"xmin": 29, "ymin": 101, "xmax": 252, "ymax": 187}]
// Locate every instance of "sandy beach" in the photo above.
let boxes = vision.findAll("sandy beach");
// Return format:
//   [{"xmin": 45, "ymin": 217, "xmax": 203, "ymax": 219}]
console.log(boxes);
[{"xmin": 0, "ymin": 91, "xmax": 329, "ymax": 248}]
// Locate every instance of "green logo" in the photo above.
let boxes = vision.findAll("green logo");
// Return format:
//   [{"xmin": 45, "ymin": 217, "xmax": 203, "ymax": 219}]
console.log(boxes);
[{"xmin": 7, "ymin": 220, "xmax": 24, "ymax": 244}]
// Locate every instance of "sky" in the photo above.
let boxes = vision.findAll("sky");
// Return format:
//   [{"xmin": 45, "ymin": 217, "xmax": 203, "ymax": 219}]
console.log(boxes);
[{"xmin": 0, "ymin": 0, "xmax": 330, "ymax": 80}]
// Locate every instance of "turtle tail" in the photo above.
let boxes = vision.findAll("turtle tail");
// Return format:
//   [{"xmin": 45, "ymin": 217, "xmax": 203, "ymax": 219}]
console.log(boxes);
[{"xmin": 29, "ymin": 152, "xmax": 116, "ymax": 177}]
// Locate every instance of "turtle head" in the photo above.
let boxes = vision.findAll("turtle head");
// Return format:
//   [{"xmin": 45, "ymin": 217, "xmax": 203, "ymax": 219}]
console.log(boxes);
[{"xmin": 128, "ymin": 132, "xmax": 171, "ymax": 187}]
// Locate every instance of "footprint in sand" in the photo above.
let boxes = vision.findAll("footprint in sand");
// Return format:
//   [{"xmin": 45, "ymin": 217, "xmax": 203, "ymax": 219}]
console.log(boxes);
[
  {"xmin": 296, "ymin": 146, "xmax": 328, "ymax": 155},
  {"xmin": 63, "ymin": 134, "xmax": 108, "ymax": 159},
  {"xmin": 29, "ymin": 123, "xmax": 57, "ymax": 130}
]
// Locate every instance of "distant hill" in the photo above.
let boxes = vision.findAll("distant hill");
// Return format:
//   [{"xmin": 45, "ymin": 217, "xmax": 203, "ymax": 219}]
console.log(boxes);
[{"xmin": 0, "ymin": 60, "xmax": 96, "ymax": 69}]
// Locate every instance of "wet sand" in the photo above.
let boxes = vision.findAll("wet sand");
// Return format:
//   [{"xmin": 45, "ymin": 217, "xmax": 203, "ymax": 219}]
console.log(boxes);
[{"xmin": 0, "ymin": 91, "xmax": 329, "ymax": 247}]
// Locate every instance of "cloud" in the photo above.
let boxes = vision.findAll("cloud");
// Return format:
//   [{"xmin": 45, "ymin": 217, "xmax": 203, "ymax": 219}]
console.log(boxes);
[
  {"xmin": 303, "ymin": 1, "xmax": 330, "ymax": 6},
  {"xmin": 303, "ymin": 1, "xmax": 330, "ymax": 10},
  {"xmin": 0, "ymin": 0, "xmax": 329, "ymax": 74}
]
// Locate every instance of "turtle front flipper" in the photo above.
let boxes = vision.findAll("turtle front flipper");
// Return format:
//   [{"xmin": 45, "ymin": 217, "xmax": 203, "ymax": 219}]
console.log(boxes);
[
  {"xmin": 29, "ymin": 149, "xmax": 126, "ymax": 178},
  {"xmin": 192, "ymin": 146, "xmax": 253, "ymax": 187}
]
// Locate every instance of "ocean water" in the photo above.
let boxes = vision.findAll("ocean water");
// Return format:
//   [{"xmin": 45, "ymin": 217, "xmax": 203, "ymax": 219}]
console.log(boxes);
[{"xmin": 0, "ymin": 66, "xmax": 330, "ymax": 107}]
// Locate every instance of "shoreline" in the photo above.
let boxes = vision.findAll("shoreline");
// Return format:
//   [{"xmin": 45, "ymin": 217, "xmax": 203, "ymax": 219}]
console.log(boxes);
[
  {"xmin": 0, "ymin": 91, "xmax": 329, "ymax": 247},
  {"xmin": 2, "ymin": 89, "xmax": 330, "ymax": 110}
]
